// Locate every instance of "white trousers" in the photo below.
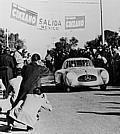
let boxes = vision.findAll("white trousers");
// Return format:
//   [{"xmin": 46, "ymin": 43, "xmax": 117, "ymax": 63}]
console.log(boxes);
[
  {"xmin": 9, "ymin": 76, "xmax": 23, "ymax": 102},
  {"xmin": 9, "ymin": 93, "xmax": 52, "ymax": 128}
]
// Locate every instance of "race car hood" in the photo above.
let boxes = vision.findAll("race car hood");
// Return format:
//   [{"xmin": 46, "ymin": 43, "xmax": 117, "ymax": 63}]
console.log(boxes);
[{"xmin": 66, "ymin": 67, "xmax": 100, "ymax": 76}]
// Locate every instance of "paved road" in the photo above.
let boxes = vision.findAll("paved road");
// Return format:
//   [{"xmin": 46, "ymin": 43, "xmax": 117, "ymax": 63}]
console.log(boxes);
[
  {"xmin": 36, "ymin": 87, "xmax": 120, "ymax": 134},
  {"xmin": 0, "ymin": 87, "xmax": 120, "ymax": 133}
]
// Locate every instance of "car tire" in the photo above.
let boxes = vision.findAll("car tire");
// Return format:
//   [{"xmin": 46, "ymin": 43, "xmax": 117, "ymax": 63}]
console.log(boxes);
[
  {"xmin": 100, "ymin": 85, "xmax": 107, "ymax": 90},
  {"xmin": 64, "ymin": 86, "xmax": 71, "ymax": 92},
  {"xmin": 55, "ymin": 83, "xmax": 62, "ymax": 90}
]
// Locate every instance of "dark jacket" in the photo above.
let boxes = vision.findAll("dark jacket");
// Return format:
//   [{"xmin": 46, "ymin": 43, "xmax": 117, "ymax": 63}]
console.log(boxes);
[
  {"xmin": 0, "ymin": 53, "xmax": 15, "ymax": 79},
  {"xmin": 12, "ymin": 62, "xmax": 49, "ymax": 108}
]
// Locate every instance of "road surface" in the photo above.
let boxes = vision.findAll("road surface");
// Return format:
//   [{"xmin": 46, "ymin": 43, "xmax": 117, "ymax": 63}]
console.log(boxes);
[{"xmin": 0, "ymin": 86, "xmax": 120, "ymax": 134}]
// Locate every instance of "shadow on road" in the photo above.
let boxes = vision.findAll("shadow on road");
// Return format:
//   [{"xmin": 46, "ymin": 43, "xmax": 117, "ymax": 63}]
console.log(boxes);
[
  {"xmin": 0, "ymin": 112, "xmax": 28, "ymax": 133},
  {"xmin": 0, "ymin": 125, "xmax": 9, "ymax": 133},
  {"xmin": 0, "ymin": 112, "xmax": 9, "ymax": 132},
  {"xmin": 0, "ymin": 124, "xmax": 28, "ymax": 133},
  {"xmin": 77, "ymin": 111, "xmax": 120, "ymax": 116},
  {"xmin": 95, "ymin": 93, "xmax": 120, "ymax": 96},
  {"xmin": 99, "ymin": 102, "xmax": 120, "ymax": 104},
  {"xmin": 42, "ymin": 86, "xmax": 100, "ymax": 93}
]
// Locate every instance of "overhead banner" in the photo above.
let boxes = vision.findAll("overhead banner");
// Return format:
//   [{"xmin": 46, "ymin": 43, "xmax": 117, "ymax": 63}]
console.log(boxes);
[
  {"xmin": 10, "ymin": 3, "xmax": 85, "ymax": 31},
  {"xmin": 65, "ymin": 16, "xmax": 85, "ymax": 29},
  {"xmin": 11, "ymin": 3, "xmax": 38, "ymax": 26}
]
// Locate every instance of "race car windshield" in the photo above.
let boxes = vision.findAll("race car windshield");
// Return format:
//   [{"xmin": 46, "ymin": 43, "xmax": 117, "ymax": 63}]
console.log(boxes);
[{"xmin": 63, "ymin": 60, "xmax": 93, "ymax": 68}]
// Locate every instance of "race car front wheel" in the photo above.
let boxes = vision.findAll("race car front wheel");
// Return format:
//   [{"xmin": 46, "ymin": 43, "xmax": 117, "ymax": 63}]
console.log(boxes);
[
  {"xmin": 100, "ymin": 84, "xmax": 107, "ymax": 91},
  {"xmin": 64, "ymin": 86, "xmax": 71, "ymax": 92}
]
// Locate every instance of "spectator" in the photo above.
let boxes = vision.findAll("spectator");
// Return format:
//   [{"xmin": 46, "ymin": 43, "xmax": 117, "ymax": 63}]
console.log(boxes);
[
  {"xmin": 0, "ymin": 47, "xmax": 15, "ymax": 78},
  {"xmin": 45, "ymin": 50, "xmax": 53, "ymax": 72},
  {"xmin": 112, "ymin": 48, "xmax": 120, "ymax": 85},
  {"xmin": 93, "ymin": 54, "xmax": 105, "ymax": 68},
  {"xmin": 13, "ymin": 45, "xmax": 24, "ymax": 76},
  {"xmin": 0, "ymin": 47, "xmax": 16, "ymax": 98}
]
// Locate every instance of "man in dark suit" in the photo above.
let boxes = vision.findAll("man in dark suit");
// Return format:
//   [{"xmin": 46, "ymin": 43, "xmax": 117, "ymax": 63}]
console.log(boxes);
[
  {"xmin": 0, "ymin": 47, "xmax": 15, "ymax": 98},
  {"xmin": 12, "ymin": 53, "xmax": 49, "ymax": 108}
]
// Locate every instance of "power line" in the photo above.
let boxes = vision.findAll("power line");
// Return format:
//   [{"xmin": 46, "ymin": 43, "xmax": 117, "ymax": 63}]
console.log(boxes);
[
  {"xmin": 64, "ymin": 1, "xmax": 99, "ymax": 4},
  {"xmin": 31, "ymin": 0, "xmax": 48, "ymax": 3},
  {"xmin": 30, "ymin": 1, "xmax": 99, "ymax": 4}
]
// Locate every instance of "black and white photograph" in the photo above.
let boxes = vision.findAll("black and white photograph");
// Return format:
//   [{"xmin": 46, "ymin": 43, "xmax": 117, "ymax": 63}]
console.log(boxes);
[{"xmin": 0, "ymin": 0, "xmax": 120, "ymax": 133}]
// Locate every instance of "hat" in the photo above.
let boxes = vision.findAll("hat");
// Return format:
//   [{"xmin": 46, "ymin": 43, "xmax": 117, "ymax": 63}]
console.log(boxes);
[
  {"xmin": 4, "ymin": 47, "xmax": 10, "ymax": 53},
  {"xmin": 33, "ymin": 87, "xmax": 43, "ymax": 95},
  {"xmin": 31, "ymin": 53, "xmax": 41, "ymax": 62}
]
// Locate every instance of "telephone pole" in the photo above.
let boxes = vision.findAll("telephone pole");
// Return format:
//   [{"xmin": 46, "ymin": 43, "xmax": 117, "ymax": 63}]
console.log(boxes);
[
  {"xmin": 100, "ymin": 0, "xmax": 105, "ymax": 45},
  {"xmin": 6, "ymin": 28, "xmax": 9, "ymax": 47}
]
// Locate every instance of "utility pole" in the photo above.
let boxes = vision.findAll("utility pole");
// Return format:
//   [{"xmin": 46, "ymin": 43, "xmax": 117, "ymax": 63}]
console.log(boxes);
[
  {"xmin": 6, "ymin": 28, "xmax": 9, "ymax": 47},
  {"xmin": 100, "ymin": 0, "xmax": 105, "ymax": 45}
]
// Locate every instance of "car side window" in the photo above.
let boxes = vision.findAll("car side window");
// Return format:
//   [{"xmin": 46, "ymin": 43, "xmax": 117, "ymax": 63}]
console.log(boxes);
[
  {"xmin": 63, "ymin": 61, "xmax": 69, "ymax": 69},
  {"xmin": 71, "ymin": 61, "xmax": 75, "ymax": 67}
]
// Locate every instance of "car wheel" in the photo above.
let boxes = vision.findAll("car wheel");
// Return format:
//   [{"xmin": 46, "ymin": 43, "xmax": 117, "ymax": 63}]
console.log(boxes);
[
  {"xmin": 55, "ymin": 83, "xmax": 62, "ymax": 89},
  {"xmin": 100, "ymin": 85, "xmax": 107, "ymax": 90},
  {"xmin": 65, "ymin": 86, "xmax": 71, "ymax": 92},
  {"xmin": 61, "ymin": 81, "xmax": 70, "ymax": 92}
]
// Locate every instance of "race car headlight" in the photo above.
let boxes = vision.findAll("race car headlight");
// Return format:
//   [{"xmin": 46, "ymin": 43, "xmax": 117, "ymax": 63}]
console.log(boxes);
[
  {"xmin": 66, "ymin": 72, "xmax": 77, "ymax": 80},
  {"xmin": 101, "ymin": 71, "xmax": 108, "ymax": 80}
]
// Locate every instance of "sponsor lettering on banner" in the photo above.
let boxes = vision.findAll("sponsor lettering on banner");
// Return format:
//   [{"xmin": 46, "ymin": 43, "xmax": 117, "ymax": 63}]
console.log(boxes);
[
  {"xmin": 38, "ymin": 18, "xmax": 62, "ymax": 30},
  {"xmin": 65, "ymin": 16, "xmax": 85, "ymax": 29},
  {"xmin": 11, "ymin": 3, "xmax": 38, "ymax": 26}
]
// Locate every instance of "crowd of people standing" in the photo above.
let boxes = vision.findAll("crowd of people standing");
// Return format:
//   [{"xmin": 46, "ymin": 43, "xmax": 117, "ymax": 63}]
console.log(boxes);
[
  {"xmin": 45, "ymin": 35, "xmax": 120, "ymax": 86},
  {"xmin": 0, "ymin": 43, "xmax": 52, "ymax": 132},
  {"xmin": 0, "ymin": 44, "xmax": 31, "ymax": 98}
]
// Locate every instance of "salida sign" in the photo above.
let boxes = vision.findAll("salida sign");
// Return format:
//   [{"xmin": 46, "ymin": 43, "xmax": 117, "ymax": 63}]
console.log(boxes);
[
  {"xmin": 11, "ymin": 3, "xmax": 38, "ymax": 26},
  {"xmin": 38, "ymin": 18, "xmax": 62, "ymax": 30}
]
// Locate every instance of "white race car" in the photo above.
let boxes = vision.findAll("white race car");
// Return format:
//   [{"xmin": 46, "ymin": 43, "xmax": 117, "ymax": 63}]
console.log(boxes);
[{"xmin": 54, "ymin": 57, "xmax": 109, "ymax": 91}]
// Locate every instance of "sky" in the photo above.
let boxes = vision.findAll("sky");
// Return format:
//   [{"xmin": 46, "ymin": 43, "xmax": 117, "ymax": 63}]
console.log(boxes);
[{"xmin": 0, "ymin": 0, "xmax": 120, "ymax": 58}]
